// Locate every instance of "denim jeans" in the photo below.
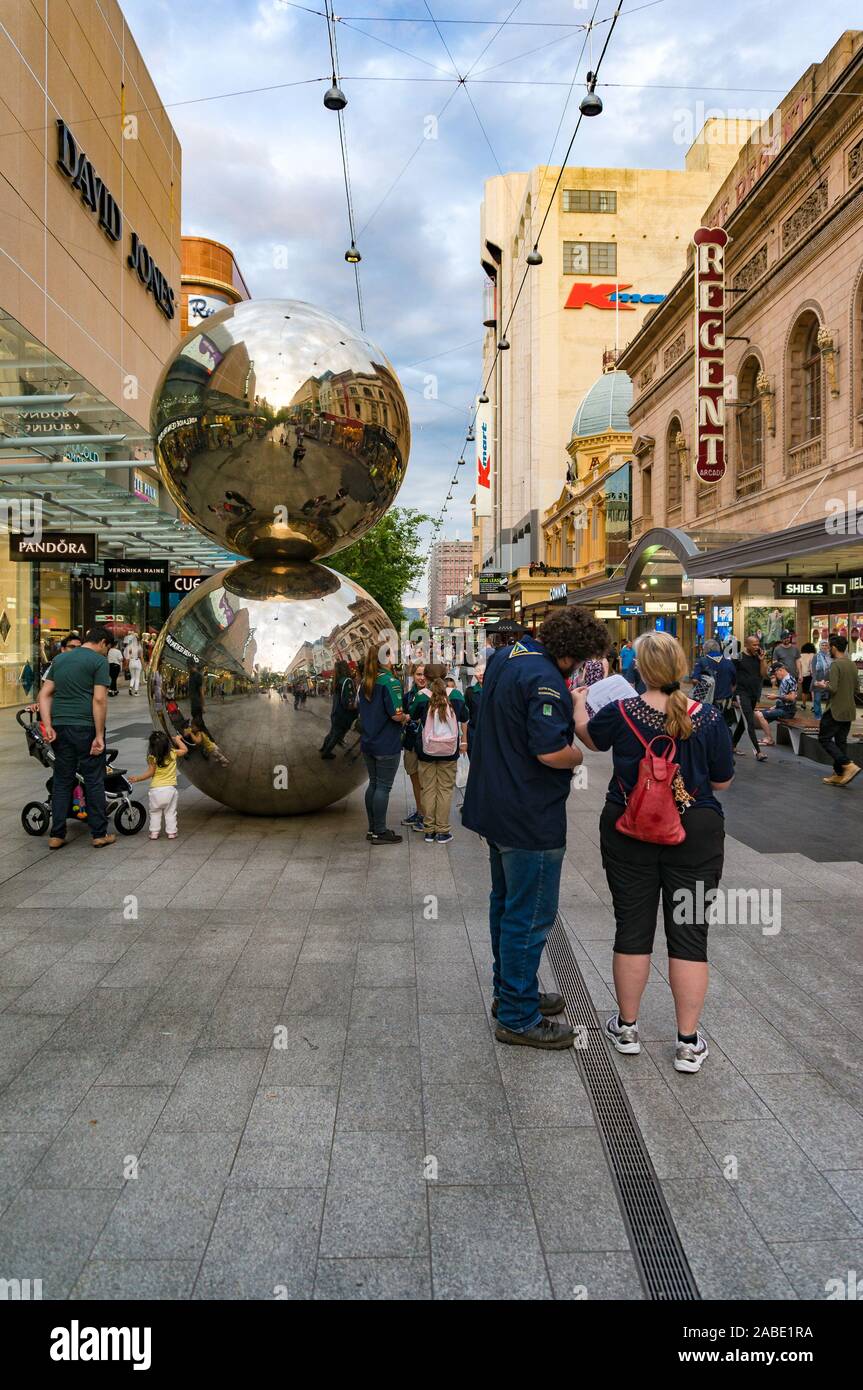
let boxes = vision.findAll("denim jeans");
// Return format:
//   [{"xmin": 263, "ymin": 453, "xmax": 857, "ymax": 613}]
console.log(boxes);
[
  {"xmin": 49, "ymin": 725, "xmax": 108, "ymax": 839},
  {"xmin": 488, "ymin": 841, "xmax": 566, "ymax": 1033},
  {"xmin": 363, "ymin": 752, "xmax": 400, "ymax": 833}
]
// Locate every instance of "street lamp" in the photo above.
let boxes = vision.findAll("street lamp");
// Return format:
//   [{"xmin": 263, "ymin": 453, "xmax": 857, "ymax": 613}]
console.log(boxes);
[
  {"xmin": 498, "ymin": 336, "xmax": 510, "ymax": 351},
  {"xmin": 526, "ymin": 247, "xmax": 543, "ymax": 266},
  {"xmin": 344, "ymin": 243, "xmax": 362, "ymax": 264},
  {"xmin": 324, "ymin": 83, "xmax": 347, "ymax": 111},
  {"xmin": 580, "ymin": 72, "xmax": 603, "ymax": 117}
]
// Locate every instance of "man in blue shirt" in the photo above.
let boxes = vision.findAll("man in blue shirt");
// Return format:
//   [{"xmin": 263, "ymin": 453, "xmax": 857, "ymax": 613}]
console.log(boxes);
[
  {"xmin": 463, "ymin": 607, "xmax": 610, "ymax": 1048},
  {"xmin": 620, "ymin": 639, "xmax": 636, "ymax": 684}
]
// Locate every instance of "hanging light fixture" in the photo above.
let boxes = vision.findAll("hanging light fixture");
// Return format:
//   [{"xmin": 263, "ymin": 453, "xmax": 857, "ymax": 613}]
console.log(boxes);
[
  {"xmin": 498, "ymin": 336, "xmax": 510, "ymax": 351},
  {"xmin": 526, "ymin": 247, "xmax": 543, "ymax": 266},
  {"xmin": 324, "ymin": 83, "xmax": 347, "ymax": 111},
  {"xmin": 457, "ymin": 456, "xmax": 465, "ymax": 466},
  {"xmin": 479, "ymin": 391, "xmax": 489, "ymax": 404},
  {"xmin": 344, "ymin": 243, "xmax": 362, "ymax": 264},
  {"xmin": 466, "ymin": 426, "xmax": 475, "ymax": 442},
  {"xmin": 580, "ymin": 72, "xmax": 603, "ymax": 117}
]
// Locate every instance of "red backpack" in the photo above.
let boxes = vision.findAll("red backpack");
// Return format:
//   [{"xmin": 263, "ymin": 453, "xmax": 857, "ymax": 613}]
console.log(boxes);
[{"xmin": 614, "ymin": 699, "xmax": 699, "ymax": 846}]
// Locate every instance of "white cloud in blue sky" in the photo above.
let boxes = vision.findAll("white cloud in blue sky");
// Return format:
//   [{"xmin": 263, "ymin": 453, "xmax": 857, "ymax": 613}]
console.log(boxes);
[{"xmin": 123, "ymin": 0, "xmax": 857, "ymax": 599}]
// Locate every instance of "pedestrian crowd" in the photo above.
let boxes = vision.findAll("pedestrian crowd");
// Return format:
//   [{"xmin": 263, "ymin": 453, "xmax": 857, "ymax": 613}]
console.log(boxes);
[{"xmin": 27, "ymin": 605, "xmax": 861, "ymax": 1080}]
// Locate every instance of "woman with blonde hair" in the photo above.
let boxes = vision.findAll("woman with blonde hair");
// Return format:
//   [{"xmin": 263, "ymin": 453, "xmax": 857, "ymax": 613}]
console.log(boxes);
[{"xmin": 574, "ymin": 630, "xmax": 734, "ymax": 1074}]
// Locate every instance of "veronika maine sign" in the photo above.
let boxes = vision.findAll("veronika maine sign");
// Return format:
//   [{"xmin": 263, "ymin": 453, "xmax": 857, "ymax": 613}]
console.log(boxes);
[{"xmin": 693, "ymin": 226, "xmax": 729, "ymax": 483}]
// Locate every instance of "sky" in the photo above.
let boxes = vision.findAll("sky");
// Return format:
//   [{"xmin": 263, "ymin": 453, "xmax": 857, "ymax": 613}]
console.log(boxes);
[{"xmin": 123, "ymin": 0, "xmax": 857, "ymax": 603}]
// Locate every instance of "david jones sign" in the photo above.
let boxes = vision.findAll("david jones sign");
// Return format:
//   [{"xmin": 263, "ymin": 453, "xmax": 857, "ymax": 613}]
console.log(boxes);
[
  {"xmin": 56, "ymin": 120, "xmax": 176, "ymax": 320},
  {"xmin": 693, "ymin": 226, "xmax": 729, "ymax": 483}
]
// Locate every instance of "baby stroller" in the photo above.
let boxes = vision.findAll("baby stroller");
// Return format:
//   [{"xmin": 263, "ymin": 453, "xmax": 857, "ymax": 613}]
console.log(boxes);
[{"xmin": 17, "ymin": 708, "xmax": 146, "ymax": 837}]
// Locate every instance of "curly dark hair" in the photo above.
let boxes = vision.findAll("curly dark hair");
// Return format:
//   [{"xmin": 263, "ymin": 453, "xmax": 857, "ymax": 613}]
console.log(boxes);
[{"xmin": 538, "ymin": 606, "xmax": 610, "ymax": 663}]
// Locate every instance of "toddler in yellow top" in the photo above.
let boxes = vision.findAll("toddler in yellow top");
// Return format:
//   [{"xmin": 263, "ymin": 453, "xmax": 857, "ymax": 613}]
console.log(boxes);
[{"xmin": 130, "ymin": 730, "xmax": 188, "ymax": 840}]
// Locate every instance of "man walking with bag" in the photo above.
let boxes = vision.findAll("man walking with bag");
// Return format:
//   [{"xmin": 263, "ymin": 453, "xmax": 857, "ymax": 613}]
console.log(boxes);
[
  {"xmin": 816, "ymin": 634, "xmax": 860, "ymax": 786},
  {"xmin": 463, "ymin": 608, "xmax": 609, "ymax": 1049},
  {"xmin": 38, "ymin": 625, "xmax": 116, "ymax": 850}
]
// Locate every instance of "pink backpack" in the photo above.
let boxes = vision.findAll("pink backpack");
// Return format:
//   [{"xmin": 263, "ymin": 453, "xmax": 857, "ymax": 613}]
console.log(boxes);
[{"xmin": 422, "ymin": 699, "xmax": 459, "ymax": 757}]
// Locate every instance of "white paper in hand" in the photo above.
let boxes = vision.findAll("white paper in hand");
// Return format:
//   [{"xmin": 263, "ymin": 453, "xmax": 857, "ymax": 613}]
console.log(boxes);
[{"xmin": 584, "ymin": 674, "xmax": 637, "ymax": 718}]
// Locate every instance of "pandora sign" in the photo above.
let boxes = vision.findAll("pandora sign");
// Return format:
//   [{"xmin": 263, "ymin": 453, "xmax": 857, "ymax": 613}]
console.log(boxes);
[{"xmin": 693, "ymin": 226, "xmax": 729, "ymax": 483}]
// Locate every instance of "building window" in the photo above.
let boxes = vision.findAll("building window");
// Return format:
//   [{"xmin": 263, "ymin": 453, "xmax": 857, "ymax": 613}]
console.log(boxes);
[
  {"xmin": 666, "ymin": 417, "xmax": 683, "ymax": 512},
  {"xmin": 804, "ymin": 336, "xmax": 822, "ymax": 442},
  {"xmin": 563, "ymin": 241, "xmax": 617, "ymax": 275},
  {"xmin": 786, "ymin": 310, "xmax": 824, "ymax": 475},
  {"xmin": 563, "ymin": 189, "xmax": 617, "ymax": 213},
  {"xmin": 736, "ymin": 356, "xmax": 764, "ymax": 497}
]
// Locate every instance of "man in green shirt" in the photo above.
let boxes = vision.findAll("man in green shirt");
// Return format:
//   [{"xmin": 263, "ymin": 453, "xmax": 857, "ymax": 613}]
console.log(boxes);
[
  {"xmin": 38, "ymin": 625, "xmax": 116, "ymax": 848},
  {"xmin": 816, "ymin": 634, "xmax": 860, "ymax": 787}
]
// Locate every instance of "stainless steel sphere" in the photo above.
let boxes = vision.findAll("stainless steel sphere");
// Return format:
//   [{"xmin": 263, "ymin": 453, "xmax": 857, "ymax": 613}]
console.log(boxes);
[
  {"xmin": 147, "ymin": 560, "xmax": 395, "ymax": 815},
  {"xmin": 151, "ymin": 299, "xmax": 411, "ymax": 561}
]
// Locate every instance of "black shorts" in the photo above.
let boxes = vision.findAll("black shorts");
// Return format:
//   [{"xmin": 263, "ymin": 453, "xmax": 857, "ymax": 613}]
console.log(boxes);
[{"xmin": 599, "ymin": 802, "xmax": 725, "ymax": 962}]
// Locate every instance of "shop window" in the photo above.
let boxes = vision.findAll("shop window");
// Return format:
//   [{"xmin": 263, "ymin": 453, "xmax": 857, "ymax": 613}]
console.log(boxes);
[
  {"xmin": 563, "ymin": 242, "xmax": 617, "ymax": 275},
  {"xmin": 665, "ymin": 416, "xmax": 683, "ymax": 513},
  {"xmin": 736, "ymin": 356, "xmax": 765, "ymax": 496}
]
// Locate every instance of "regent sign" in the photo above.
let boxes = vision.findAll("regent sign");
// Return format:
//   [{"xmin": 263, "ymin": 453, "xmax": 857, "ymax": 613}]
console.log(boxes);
[
  {"xmin": 56, "ymin": 120, "xmax": 176, "ymax": 320},
  {"xmin": 564, "ymin": 283, "xmax": 666, "ymax": 311},
  {"xmin": 693, "ymin": 226, "xmax": 729, "ymax": 482}
]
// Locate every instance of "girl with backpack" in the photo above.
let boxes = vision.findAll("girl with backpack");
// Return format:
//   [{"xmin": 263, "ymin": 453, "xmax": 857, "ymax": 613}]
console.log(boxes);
[
  {"xmin": 358, "ymin": 643, "xmax": 409, "ymax": 845},
  {"xmin": 573, "ymin": 631, "xmax": 734, "ymax": 1074},
  {"xmin": 411, "ymin": 664, "xmax": 469, "ymax": 844}
]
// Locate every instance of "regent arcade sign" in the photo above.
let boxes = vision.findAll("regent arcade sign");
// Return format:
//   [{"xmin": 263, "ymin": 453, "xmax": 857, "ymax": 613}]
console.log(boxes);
[
  {"xmin": 693, "ymin": 226, "xmax": 729, "ymax": 483},
  {"xmin": 56, "ymin": 120, "xmax": 176, "ymax": 320},
  {"xmin": 564, "ymin": 283, "xmax": 667, "ymax": 311}
]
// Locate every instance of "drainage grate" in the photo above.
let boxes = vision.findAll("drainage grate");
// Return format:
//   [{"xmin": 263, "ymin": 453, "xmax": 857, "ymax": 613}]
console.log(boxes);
[{"xmin": 546, "ymin": 914, "xmax": 701, "ymax": 1301}]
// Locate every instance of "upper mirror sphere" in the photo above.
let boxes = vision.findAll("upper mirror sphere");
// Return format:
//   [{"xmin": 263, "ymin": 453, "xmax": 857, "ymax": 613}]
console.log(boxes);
[{"xmin": 151, "ymin": 299, "xmax": 411, "ymax": 561}]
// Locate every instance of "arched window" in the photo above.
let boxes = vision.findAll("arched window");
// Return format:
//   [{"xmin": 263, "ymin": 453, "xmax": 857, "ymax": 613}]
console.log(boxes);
[
  {"xmin": 787, "ymin": 310, "xmax": 823, "ymax": 474},
  {"xmin": 665, "ymin": 416, "xmax": 683, "ymax": 513},
  {"xmin": 736, "ymin": 356, "xmax": 764, "ymax": 497}
]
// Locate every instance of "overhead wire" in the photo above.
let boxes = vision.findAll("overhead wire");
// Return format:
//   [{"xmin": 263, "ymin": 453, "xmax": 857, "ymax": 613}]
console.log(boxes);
[
  {"xmin": 422, "ymin": 0, "xmax": 630, "ymax": 568},
  {"xmin": 324, "ymin": 0, "xmax": 365, "ymax": 330}
]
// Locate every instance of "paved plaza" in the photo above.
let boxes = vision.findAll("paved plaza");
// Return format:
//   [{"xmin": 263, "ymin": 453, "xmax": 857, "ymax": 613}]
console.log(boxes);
[{"xmin": 1, "ymin": 697, "xmax": 863, "ymax": 1300}]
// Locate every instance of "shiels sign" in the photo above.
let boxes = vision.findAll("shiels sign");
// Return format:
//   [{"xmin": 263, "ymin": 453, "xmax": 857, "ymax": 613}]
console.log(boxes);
[
  {"xmin": 56, "ymin": 119, "xmax": 176, "ymax": 320},
  {"xmin": 693, "ymin": 226, "xmax": 730, "ymax": 482}
]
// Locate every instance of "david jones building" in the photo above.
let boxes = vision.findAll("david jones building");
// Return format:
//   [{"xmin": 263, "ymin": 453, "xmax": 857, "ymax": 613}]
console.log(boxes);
[{"xmin": 0, "ymin": 0, "xmax": 247, "ymax": 708}]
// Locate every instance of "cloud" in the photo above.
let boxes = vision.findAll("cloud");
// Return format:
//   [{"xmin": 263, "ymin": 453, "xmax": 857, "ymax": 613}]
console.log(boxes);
[{"xmin": 124, "ymin": 0, "xmax": 855, "ymax": 603}]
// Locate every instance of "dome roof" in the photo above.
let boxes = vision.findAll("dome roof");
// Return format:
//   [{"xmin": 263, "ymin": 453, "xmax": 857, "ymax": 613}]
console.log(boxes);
[{"xmin": 571, "ymin": 370, "xmax": 633, "ymax": 439}]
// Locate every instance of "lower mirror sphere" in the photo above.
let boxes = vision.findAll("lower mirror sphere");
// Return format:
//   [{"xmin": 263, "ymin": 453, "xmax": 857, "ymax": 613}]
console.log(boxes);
[{"xmin": 147, "ymin": 560, "xmax": 393, "ymax": 815}]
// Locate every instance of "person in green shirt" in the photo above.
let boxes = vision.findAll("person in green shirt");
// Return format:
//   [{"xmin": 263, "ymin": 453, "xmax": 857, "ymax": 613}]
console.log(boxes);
[
  {"xmin": 816, "ymin": 634, "xmax": 860, "ymax": 786},
  {"xmin": 38, "ymin": 625, "xmax": 116, "ymax": 848}
]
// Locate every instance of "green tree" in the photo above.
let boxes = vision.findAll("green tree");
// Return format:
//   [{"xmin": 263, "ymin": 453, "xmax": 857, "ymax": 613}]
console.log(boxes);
[{"xmin": 331, "ymin": 507, "xmax": 430, "ymax": 628}]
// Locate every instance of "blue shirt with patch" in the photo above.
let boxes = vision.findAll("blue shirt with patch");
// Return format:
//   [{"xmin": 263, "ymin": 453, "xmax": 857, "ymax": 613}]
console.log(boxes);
[
  {"xmin": 359, "ymin": 671, "xmax": 403, "ymax": 757},
  {"xmin": 462, "ymin": 635, "xmax": 574, "ymax": 850}
]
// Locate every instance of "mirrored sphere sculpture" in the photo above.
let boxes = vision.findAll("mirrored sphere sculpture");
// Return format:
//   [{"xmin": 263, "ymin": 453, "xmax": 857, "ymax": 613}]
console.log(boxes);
[
  {"xmin": 149, "ymin": 299, "xmax": 410, "ymax": 816},
  {"xmin": 148, "ymin": 562, "xmax": 394, "ymax": 815},
  {"xmin": 152, "ymin": 298, "xmax": 410, "ymax": 561}
]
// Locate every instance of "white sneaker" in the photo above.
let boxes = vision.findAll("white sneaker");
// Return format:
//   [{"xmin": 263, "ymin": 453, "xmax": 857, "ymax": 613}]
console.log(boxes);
[
  {"xmin": 674, "ymin": 1032, "xmax": 709, "ymax": 1072},
  {"xmin": 605, "ymin": 1012, "xmax": 641, "ymax": 1054}
]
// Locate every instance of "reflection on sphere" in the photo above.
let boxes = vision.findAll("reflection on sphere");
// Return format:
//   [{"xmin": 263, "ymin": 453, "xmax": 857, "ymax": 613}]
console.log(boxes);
[
  {"xmin": 147, "ymin": 561, "xmax": 394, "ymax": 815},
  {"xmin": 151, "ymin": 299, "xmax": 411, "ymax": 561}
]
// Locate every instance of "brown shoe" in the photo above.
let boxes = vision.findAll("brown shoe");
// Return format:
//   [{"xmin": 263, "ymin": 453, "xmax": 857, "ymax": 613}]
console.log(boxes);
[
  {"xmin": 836, "ymin": 762, "xmax": 861, "ymax": 786},
  {"xmin": 823, "ymin": 774, "xmax": 842, "ymax": 785},
  {"xmin": 91, "ymin": 834, "xmax": 117, "ymax": 848},
  {"xmin": 48, "ymin": 836, "xmax": 67, "ymax": 850},
  {"xmin": 495, "ymin": 1017, "xmax": 575, "ymax": 1050}
]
